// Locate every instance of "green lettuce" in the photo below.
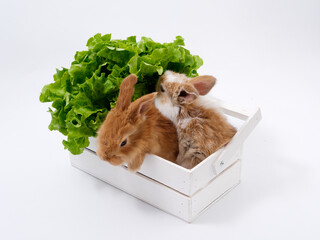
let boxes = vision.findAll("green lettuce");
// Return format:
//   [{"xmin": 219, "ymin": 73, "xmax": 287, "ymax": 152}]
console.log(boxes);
[{"xmin": 40, "ymin": 34, "xmax": 203, "ymax": 154}]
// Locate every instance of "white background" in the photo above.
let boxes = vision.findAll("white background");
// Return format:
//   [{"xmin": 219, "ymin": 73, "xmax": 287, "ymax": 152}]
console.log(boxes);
[{"xmin": 1, "ymin": 0, "xmax": 320, "ymax": 239}]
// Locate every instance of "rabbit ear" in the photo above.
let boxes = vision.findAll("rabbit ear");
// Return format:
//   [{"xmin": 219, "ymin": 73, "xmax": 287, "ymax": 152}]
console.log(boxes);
[
  {"xmin": 177, "ymin": 84, "xmax": 199, "ymax": 104},
  {"xmin": 138, "ymin": 92, "xmax": 157, "ymax": 115},
  {"xmin": 190, "ymin": 75, "xmax": 216, "ymax": 95},
  {"xmin": 116, "ymin": 74, "xmax": 138, "ymax": 110},
  {"xmin": 128, "ymin": 93, "xmax": 157, "ymax": 121}
]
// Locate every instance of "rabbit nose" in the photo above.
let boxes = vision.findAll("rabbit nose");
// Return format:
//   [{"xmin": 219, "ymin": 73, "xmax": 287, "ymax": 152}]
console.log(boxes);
[
  {"xmin": 105, "ymin": 152, "xmax": 117, "ymax": 162},
  {"xmin": 104, "ymin": 152, "xmax": 111, "ymax": 159}
]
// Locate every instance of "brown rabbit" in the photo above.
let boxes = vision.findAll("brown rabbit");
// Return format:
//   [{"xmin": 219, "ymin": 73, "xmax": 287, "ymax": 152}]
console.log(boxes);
[
  {"xmin": 97, "ymin": 74, "xmax": 179, "ymax": 172},
  {"xmin": 155, "ymin": 71, "xmax": 236, "ymax": 169}
]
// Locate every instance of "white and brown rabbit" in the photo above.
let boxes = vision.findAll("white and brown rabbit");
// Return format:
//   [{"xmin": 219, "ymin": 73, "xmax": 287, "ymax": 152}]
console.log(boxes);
[
  {"xmin": 155, "ymin": 71, "xmax": 236, "ymax": 169},
  {"xmin": 97, "ymin": 74, "xmax": 179, "ymax": 172}
]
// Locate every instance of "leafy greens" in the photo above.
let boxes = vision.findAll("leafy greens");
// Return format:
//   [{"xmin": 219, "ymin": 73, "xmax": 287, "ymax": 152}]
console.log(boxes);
[{"xmin": 40, "ymin": 34, "xmax": 203, "ymax": 154}]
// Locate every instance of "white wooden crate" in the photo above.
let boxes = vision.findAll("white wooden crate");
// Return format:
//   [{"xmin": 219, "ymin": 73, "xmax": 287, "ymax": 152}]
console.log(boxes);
[{"xmin": 70, "ymin": 97, "xmax": 261, "ymax": 222}]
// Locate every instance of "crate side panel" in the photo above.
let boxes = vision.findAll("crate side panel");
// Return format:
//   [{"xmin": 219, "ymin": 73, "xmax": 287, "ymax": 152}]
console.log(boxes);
[
  {"xmin": 213, "ymin": 107, "xmax": 261, "ymax": 174},
  {"xmin": 190, "ymin": 160, "xmax": 241, "ymax": 221},
  {"xmin": 70, "ymin": 149, "xmax": 190, "ymax": 221},
  {"xmin": 189, "ymin": 148, "xmax": 242, "ymax": 195}
]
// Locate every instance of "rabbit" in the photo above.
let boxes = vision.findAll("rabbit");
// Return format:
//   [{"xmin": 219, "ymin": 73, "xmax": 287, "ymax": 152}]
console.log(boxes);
[
  {"xmin": 97, "ymin": 74, "xmax": 179, "ymax": 172},
  {"xmin": 154, "ymin": 70, "xmax": 237, "ymax": 169}
]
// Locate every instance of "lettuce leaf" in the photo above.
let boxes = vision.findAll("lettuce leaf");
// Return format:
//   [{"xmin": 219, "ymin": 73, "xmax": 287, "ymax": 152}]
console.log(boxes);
[{"xmin": 40, "ymin": 34, "xmax": 203, "ymax": 154}]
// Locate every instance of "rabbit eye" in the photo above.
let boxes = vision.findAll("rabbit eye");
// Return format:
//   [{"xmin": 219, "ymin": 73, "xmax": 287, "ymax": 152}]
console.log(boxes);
[
  {"xmin": 160, "ymin": 85, "xmax": 165, "ymax": 92},
  {"xmin": 120, "ymin": 139, "xmax": 127, "ymax": 147}
]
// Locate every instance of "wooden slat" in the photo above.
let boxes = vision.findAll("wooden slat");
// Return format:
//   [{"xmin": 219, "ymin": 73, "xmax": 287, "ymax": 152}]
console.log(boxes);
[
  {"xmin": 210, "ymin": 97, "xmax": 252, "ymax": 120},
  {"xmin": 87, "ymin": 137, "xmax": 98, "ymax": 152}
]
